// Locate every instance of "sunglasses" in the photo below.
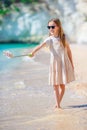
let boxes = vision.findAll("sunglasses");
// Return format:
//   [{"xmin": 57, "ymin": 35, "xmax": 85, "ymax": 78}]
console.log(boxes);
[{"xmin": 47, "ymin": 26, "xmax": 55, "ymax": 29}]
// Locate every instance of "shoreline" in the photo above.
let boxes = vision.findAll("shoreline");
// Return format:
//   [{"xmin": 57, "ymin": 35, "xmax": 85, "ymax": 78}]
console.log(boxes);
[{"xmin": 0, "ymin": 44, "xmax": 87, "ymax": 130}]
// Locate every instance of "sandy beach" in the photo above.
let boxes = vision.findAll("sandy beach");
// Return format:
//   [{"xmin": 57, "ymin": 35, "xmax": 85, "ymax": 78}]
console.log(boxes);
[{"xmin": 0, "ymin": 44, "xmax": 87, "ymax": 130}]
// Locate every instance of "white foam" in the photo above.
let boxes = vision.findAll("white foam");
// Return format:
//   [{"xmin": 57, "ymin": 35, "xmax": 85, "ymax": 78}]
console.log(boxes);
[
  {"xmin": 14, "ymin": 81, "xmax": 26, "ymax": 89},
  {"xmin": 22, "ymin": 56, "xmax": 35, "ymax": 62}
]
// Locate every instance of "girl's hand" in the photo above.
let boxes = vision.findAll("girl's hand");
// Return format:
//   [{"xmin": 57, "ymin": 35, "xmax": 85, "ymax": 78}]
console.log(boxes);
[{"xmin": 28, "ymin": 53, "xmax": 34, "ymax": 57}]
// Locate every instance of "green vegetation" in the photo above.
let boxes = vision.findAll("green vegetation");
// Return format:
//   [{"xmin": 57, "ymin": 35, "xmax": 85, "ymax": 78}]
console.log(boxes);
[{"xmin": 0, "ymin": 0, "xmax": 39, "ymax": 16}]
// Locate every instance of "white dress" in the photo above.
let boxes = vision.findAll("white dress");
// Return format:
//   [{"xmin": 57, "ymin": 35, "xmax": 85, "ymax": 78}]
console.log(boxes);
[{"xmin": 44, "ymin": 36, "xmax": 75, "ymax": 85}]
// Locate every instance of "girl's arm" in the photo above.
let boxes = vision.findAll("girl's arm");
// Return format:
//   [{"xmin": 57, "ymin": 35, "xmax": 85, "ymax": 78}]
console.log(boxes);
[
  {"xmin": 66, "ymin": 42, "xmax": 74, "ymax": 69},
  {"xmin": 30, "ymin": 42, "xmax": 46, "ymax": 56}
]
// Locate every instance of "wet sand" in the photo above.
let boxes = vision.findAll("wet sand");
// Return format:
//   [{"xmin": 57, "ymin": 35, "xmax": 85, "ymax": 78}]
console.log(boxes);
[{"xmin": 0, "ymin": 44, "xmax": 87, "ymax": 130}]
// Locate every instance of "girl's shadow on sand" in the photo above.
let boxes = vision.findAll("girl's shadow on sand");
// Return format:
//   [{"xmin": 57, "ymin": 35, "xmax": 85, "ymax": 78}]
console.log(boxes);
[{"xmin": 68, "ymin": 104, "xmax": 87, "ymax": 110}]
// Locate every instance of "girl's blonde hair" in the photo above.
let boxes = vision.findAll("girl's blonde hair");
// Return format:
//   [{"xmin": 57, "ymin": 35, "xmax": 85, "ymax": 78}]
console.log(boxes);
[{"xmin": 48, "ymin": 18, "xmax": 66, "ymax": 48}]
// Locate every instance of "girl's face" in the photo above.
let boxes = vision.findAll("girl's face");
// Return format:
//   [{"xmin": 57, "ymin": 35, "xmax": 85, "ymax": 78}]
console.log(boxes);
[{"xmin": 47, "ymin": 21, "xmax": 59, "ymax": 37}]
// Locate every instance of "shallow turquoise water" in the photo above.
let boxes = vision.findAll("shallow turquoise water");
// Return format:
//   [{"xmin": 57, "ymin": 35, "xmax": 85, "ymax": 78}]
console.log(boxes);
[
  {"xmin": 0, "ymin": 43, "xmax": 38, "ymax": 50},
  {"xmin": 0, "ymin": 43, "xmax": 38, "ymax": 73}
]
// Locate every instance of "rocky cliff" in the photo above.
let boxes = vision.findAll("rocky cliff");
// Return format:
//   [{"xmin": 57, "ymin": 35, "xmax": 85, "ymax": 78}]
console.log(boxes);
[{"xmin": 0, "ymin": 0, "xmax": 87, "ymax": 44}]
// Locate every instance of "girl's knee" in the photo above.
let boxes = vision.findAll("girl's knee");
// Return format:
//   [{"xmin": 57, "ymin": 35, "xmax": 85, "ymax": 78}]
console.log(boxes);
[
  {"xmin": 53, "ymin": 85, "xmax": 59, "ymax": 90},
  {"xmin": 60, "ymin": 84, "xmax": 65, "ymax": 90},
  {"xmin": 60, "ymin": 84, "xmax": 65, "ymax": 88}
]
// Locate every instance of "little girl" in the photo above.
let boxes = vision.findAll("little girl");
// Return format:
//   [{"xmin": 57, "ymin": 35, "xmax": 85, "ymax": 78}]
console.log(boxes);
[
  {"xmin": 5, "ymin": 18, "xmax": 75, "ymax": 108},
  {"xmin": 30, "ymin": 18, "xmax": 75, "ymax": 109}
]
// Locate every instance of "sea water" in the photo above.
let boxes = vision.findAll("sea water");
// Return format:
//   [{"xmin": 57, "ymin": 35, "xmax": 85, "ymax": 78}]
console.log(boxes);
[
  {"xmin": 0, "ymin": 43, "xmax": 87, "ymax": 130},
  {"xmin": 0, "ymin": 43, "xmax": 54, "ymax": 130},
  {"xmin": 0, "ymin": 43, "xmax": 37, "ymax": 73}
]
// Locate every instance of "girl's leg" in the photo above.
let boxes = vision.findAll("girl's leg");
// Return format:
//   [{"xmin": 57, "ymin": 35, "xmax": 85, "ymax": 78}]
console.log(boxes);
[
  {"xmin": 53, "ymin": 85, "xmax": 61, "ymax": 108},
  {"xmin": 59, "ymin": 84, "xmax": 65, "ymax": 104}
]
